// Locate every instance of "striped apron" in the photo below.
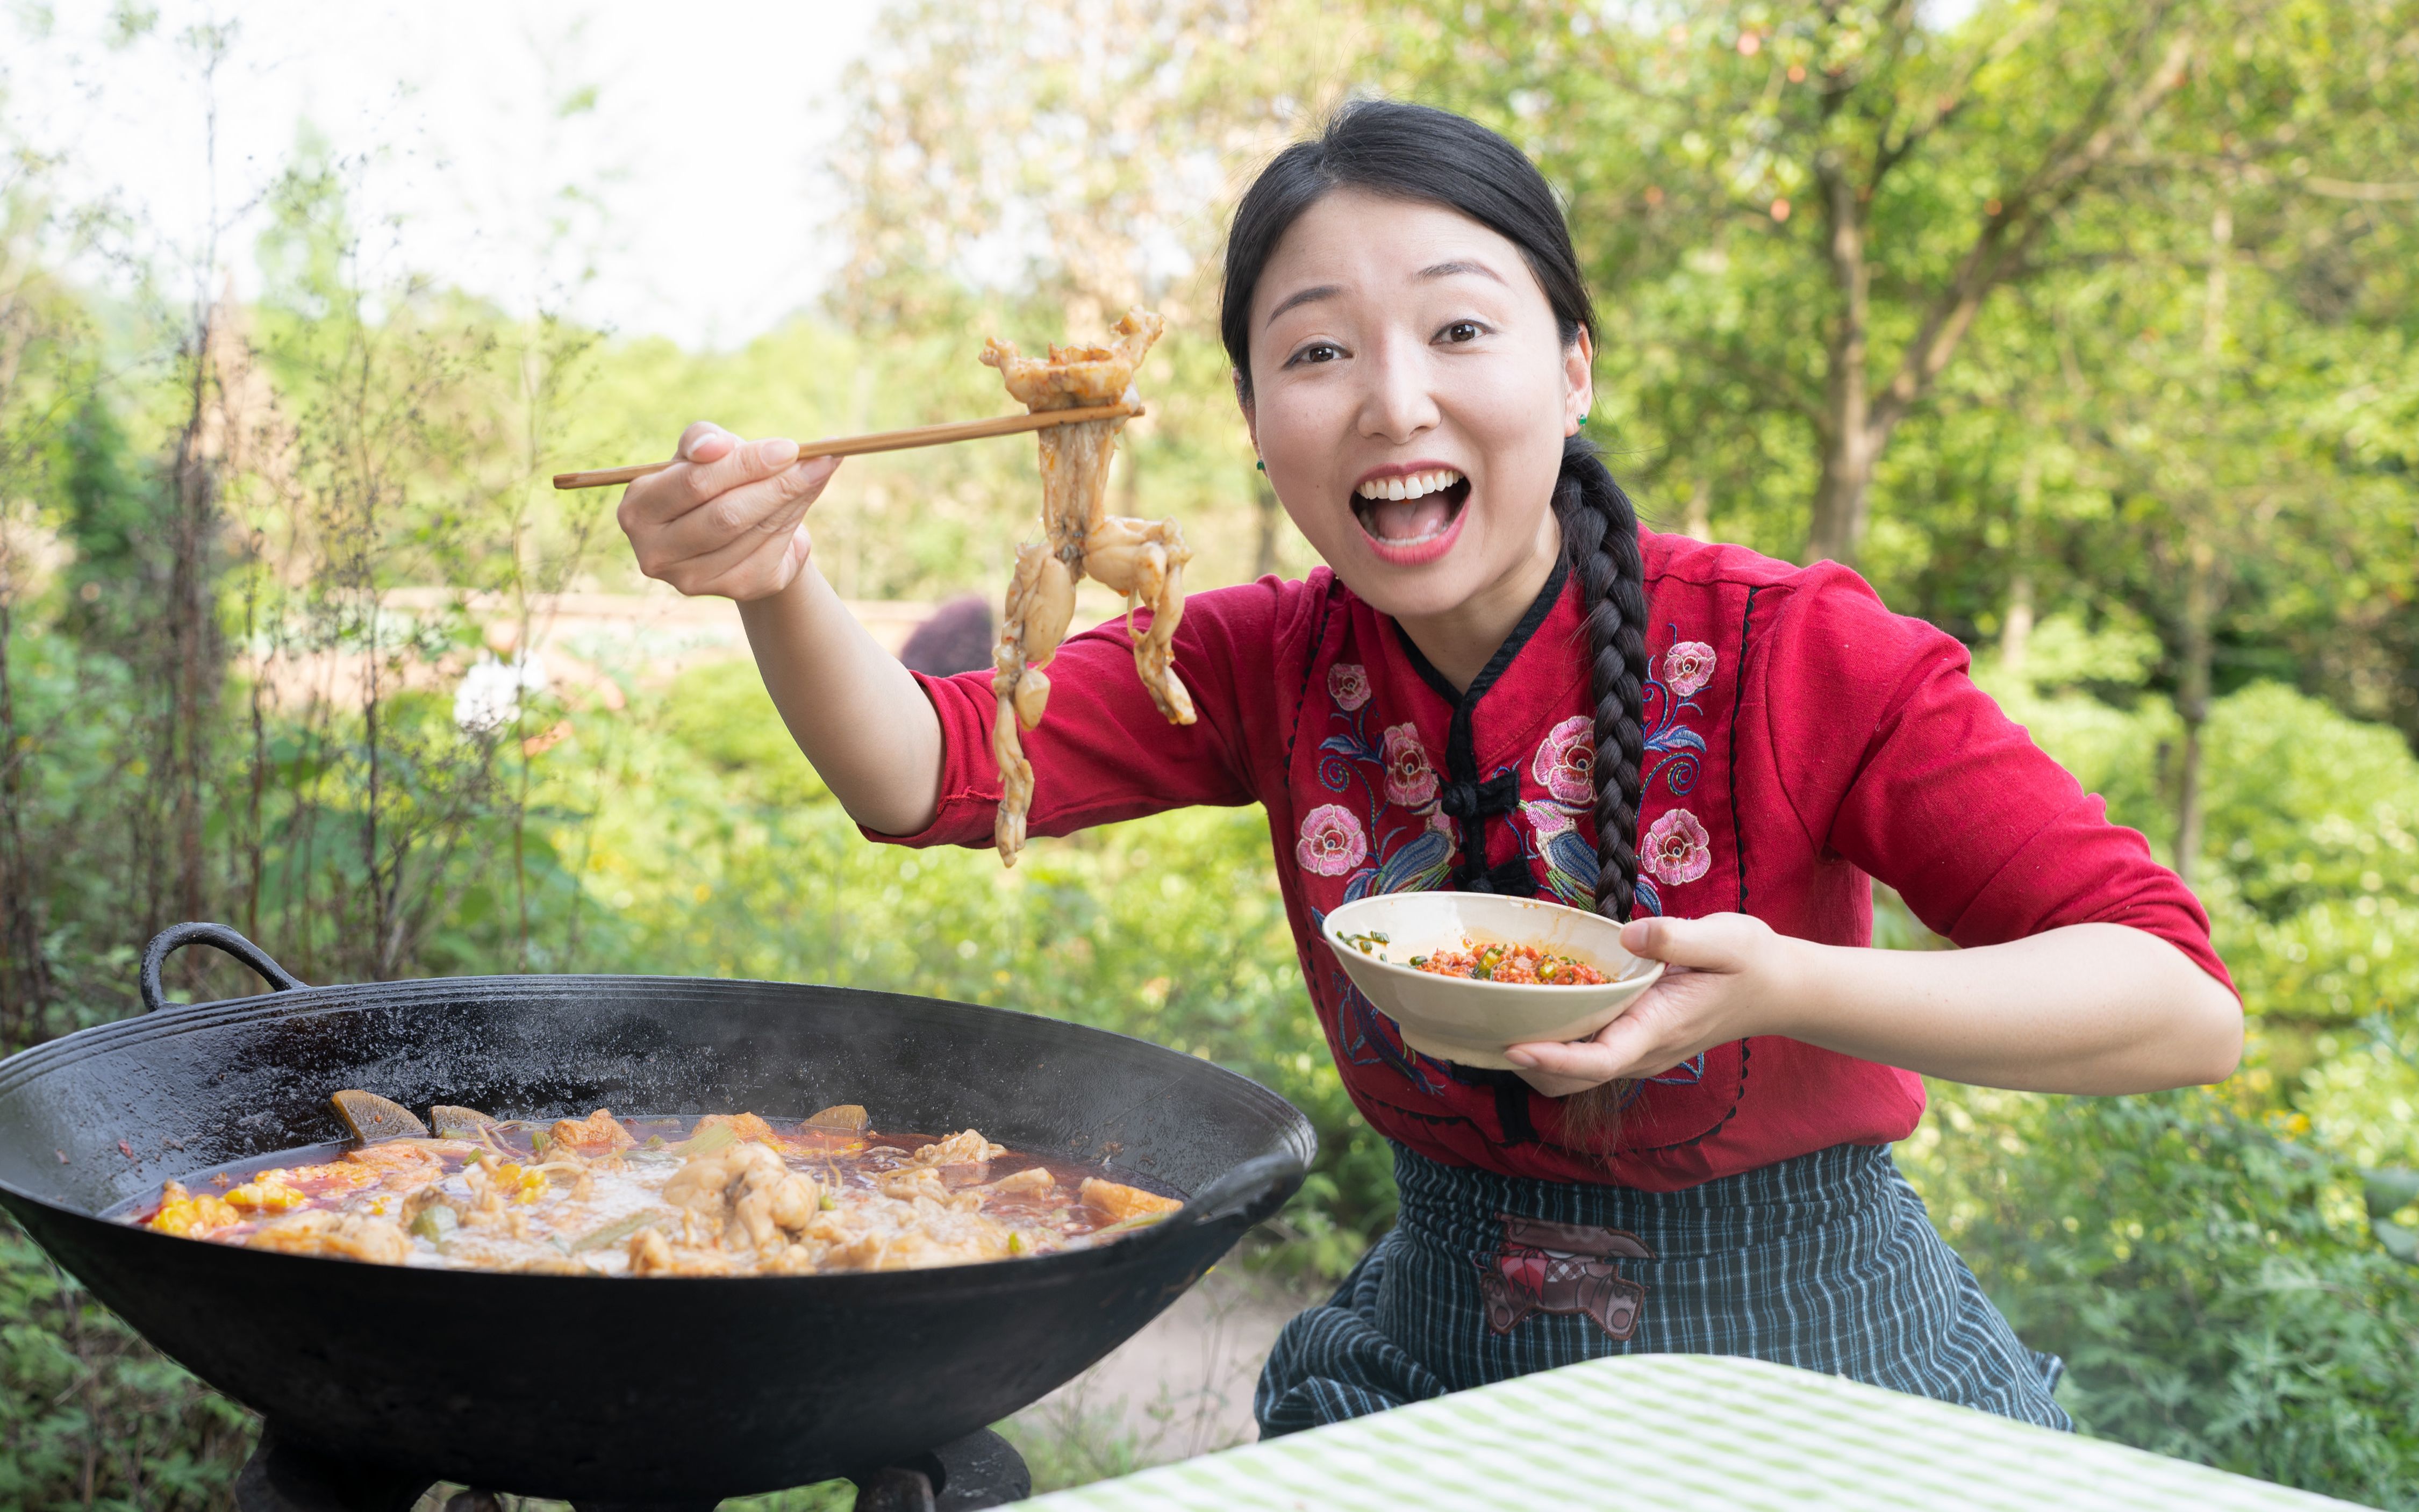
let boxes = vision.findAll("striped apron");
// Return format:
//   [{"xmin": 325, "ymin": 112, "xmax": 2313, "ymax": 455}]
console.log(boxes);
[{"xmin": 1255, "ymin": 1140, "xmax": 2069, "ymax": 1437}]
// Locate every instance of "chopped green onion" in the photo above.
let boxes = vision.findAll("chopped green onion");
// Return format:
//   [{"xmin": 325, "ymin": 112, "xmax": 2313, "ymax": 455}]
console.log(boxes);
[{"xmin": 410, "ymin": 1205, "xmax": 459, "ymax": 1242}]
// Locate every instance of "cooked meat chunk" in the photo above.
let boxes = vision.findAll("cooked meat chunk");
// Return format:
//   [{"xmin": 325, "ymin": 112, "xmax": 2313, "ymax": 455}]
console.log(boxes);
[
  {"xmin": 810, "ymin": 1193, "xmax": 1018, "ymax": 1271},
  {"xmin": 137, "ymin": 1108, "xmax": 1166, "ymax": 1277},
  {"xmin": 547, "ymin": 1109, "xmax": 636, "ymax": 1156},
  {"xmin": 243, "ymin": 1210, "xmax": 414, "ymax": 1265},
  {"xmin": 878, "ymin": 1167, "xmax": 957, "ymax": 1206},
  {"xmin": 982, "ymin": 1167, "xmax": 1057, "ymax": 1198},
  {"xmin": 626, "ymin": 1226, "xmax": 733, "ymax": 1277},
  {"xmin": 910, "ymin": 1130, "xmax": 1008, "ymax": 1168},
  {"xmin": 1080, "ymin": 1177, "xmax": 1182, "ymax": 1225},
  {"xmin": 664, "ymin": 1139, "xmax": 821, "ymax": 1257},
  {"xmin": 693, "ymin": 1112, "xmax": 778, "ymax": 1145},
  {"xmin": 982, "ymin": 309, "xmax": 1189, "ymax": 864}
]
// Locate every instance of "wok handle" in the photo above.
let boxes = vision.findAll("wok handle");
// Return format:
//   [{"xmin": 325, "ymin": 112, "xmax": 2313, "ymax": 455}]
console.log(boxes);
[
  {"xmin": 1167, "ymin": 1151, "xmax": 1305, "ymax": 1236},
  {"xmin": 140, "ymin": 923, "xmax": 308, "ymax": 1013}
]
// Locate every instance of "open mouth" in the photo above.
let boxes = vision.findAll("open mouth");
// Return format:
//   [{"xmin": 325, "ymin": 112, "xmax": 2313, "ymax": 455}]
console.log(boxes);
[{"xmin": 1352, "ymin": 468, "xmax": 1470, "ymax": 557}]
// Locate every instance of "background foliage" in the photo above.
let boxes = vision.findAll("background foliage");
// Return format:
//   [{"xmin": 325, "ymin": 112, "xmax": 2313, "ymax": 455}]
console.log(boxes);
[{"xmin": 1, "ymin": 0, "xmax": 2416, "ymax": 1506}]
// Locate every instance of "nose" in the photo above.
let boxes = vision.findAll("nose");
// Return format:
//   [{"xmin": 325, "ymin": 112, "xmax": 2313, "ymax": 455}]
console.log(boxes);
[{"xmin": 1354, "ymin": 328, "xmax": 1440, "ymax": 446}]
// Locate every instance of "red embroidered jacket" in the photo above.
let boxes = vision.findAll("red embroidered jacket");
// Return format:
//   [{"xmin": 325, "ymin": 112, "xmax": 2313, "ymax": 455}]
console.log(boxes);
[{"xmin": 874, "ymin": 531, "xmax": 2231, "ymax": 1189}]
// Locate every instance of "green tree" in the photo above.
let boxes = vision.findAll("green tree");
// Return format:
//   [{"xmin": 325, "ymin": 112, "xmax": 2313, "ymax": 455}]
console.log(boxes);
[{"xmin": 1376, "ymin": 0, "xmax": 2419, "ymax": 592}]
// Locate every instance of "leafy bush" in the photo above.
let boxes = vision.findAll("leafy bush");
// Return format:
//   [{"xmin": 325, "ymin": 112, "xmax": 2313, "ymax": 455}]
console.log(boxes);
[
  {"xmin": 1980, "ymin": 629, "xmax": 2419, "ymax": 1095},
  {"xmin": 1903, "ymin": 1086, "xmax": 2419, "ymax": 1508},
  {"xmin": 0, "ymin": 1221, "xmax": 249, "ymax": 1510},
  {"xmin": 2199, "ymin": 685, "xmax": 2419, "ymax": 1041},
  {"xmin": 9, "ymin": 626, "xmax": 2419, "ymax": 1502}
]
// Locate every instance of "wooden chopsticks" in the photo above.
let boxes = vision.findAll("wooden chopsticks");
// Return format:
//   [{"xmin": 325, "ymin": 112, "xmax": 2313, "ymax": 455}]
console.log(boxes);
[{"xmin": 549, "ymin": 402, "xmax": 1143, "ymax": 490}]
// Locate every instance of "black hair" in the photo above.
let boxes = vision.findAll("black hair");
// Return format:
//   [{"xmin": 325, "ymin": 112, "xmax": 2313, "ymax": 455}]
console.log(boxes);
[
  {"xmin": 898, "ymin": 593, "xmax": 996, "ymax": 678},
  {"xmin": 1220, "ymin": 101, "xmax": 1650, "ymax": 1149}
]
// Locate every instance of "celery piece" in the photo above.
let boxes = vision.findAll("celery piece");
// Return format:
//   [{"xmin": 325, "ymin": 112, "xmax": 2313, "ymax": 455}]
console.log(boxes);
[
  {"xmin": 569, "ymin": 1210, "xmax": 667, "ymax": 1254},
  {"xmin": 1090, "ymin": 1209, "xmax": 1172, "ymax": 1240},
  {"xmin": 668, "ymin": 1123, "xmax": 738, "ymax": 1159}
]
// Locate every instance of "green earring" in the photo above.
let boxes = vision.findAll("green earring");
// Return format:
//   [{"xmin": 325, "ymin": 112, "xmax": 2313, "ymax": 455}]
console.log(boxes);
[
  {"xmin": 1577, "ymin": 412, "xmax": 1590, "ymax": 426},
  {"xmin": 1256, "ymin": 459, "xmax": 1266, "ymax": 471}
]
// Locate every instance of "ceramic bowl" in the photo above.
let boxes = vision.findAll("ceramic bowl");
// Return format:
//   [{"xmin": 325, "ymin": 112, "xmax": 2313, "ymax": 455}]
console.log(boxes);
[{"xmin": 1318, "ymin": 893, "xmax": 1663, "ymax": 1070}]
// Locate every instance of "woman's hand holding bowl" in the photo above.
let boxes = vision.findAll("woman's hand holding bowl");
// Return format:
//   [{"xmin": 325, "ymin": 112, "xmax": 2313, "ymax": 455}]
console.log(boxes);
[{"xmin": 1504, "ymin": 913, "xmax": 1790, "ymax": 1098}]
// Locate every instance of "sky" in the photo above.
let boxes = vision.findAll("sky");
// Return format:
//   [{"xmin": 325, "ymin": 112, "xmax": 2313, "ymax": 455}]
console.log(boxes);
[{"xmin": 2, "ymin": 0, "xmax": 881, "ymax": 347}]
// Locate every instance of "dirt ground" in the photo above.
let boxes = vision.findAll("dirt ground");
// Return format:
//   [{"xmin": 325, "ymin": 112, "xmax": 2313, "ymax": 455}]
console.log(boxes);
[{"xmin": 1005, "ymin": 1266, "xmax": 1319, "ymax": 1470}]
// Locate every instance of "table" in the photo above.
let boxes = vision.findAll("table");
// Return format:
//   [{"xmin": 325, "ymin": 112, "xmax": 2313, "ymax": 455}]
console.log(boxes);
[{"xmin": 1006, "ymin": 1353, "xmax": 2357, "ymax": 1510}]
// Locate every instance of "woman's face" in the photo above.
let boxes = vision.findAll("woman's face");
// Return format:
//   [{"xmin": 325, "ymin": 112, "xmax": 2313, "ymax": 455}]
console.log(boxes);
[{"xmin": 1243, "ymin": 189, "xmax": 1592, "ymax": 624}]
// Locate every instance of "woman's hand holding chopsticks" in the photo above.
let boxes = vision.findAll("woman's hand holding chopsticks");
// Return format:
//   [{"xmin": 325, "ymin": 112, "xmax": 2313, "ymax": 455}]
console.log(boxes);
[
  {"xmin": 618, "ymin": 422, "xmax": 839, "ymax": 603},
  {"xmin": 617, "ymin": 422, "xmax": 946, "ymax": 835}
]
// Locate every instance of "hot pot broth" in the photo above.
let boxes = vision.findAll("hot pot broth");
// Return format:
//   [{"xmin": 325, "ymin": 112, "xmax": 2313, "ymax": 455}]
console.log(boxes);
[{"xmin": 117, "ymin": 1103, "xmax": 1185, "ymax": 1277}]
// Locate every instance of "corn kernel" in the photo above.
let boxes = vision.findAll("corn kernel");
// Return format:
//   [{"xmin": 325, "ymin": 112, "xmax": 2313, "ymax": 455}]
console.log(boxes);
[
  {"xmin": 147, "ymin": 1181, "xmax": 244, "ymax": 1237},
  {"xmin": 225, "ymin": 1177, "xmax": 306, "ymax": 1213}
]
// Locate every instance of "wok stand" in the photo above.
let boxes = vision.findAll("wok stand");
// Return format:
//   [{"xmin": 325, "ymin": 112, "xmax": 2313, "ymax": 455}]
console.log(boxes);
[{"xmin": 233, "ymin": 1424, "xmax": 1032, "ymax": 1512}]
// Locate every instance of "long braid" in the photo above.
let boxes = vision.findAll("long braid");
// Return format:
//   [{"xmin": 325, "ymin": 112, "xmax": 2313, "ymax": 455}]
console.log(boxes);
[{"xmin": 1550, "ymin": 435, "xmax": 1650, "ymax": 1153}]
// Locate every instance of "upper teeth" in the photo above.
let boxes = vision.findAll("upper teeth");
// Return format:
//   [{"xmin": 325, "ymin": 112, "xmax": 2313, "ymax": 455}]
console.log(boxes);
[{"xmin": 1356, "ymin": 469, "xmax": 1464, "ymax": 502}]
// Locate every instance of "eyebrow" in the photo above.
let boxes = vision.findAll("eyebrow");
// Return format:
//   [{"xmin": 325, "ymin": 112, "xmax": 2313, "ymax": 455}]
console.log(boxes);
[
  {"xmin": 1262, "ymin": 260, "xmax": 1508, "ymax": 329},
  {"xmin": 1418, "ymin": 259, "xmax": 1506, "ymax": 285},
  {"xmin": 1264, "ymin": 284, "xmax": 1341, "ymax": 327}
]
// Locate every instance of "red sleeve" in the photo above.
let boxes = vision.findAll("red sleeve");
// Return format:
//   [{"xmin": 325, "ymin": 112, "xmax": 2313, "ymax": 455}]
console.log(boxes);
[
  {"xmin": 865, "ymin": 577, "xmax": 1302, "ymax": 850},
  {"xmin": 1758, "ymin": 567, "xmax": 2234, "ymax": 993}
]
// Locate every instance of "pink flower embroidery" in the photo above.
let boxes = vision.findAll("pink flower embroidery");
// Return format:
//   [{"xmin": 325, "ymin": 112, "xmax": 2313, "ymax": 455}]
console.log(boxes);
[
  {"xmin": 1297, "ymin": 804, "xmax": 1368, "ymax": 876},
  {"xmin": 1531, "ymin": 715, "xmax": 1594, "ymax": 807},
  {"xmin": 1642, "ymin": 809, "xmax": 1712, "ymax": 885},
  {"xmin": 1380, "ymin": 724, "xmax": 1438, "ymax": 808},
  {"xmin": 1328, "ymin": 663, "xmax": 1372, "ymax": 712},
  {"xmin": 1522, "ymin": 800, "xmax": 1575, "ymax": 840},
  {"xmin": 1663, "ymin": 641, "xmax": 1717, "ymax": 700}
]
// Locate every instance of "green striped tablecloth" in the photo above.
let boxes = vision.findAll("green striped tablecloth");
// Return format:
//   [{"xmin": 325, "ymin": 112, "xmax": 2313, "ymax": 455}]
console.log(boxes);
[{"xmin": 1008, "ymin": 1353, "xmax": 2356, "ymax": 1510}]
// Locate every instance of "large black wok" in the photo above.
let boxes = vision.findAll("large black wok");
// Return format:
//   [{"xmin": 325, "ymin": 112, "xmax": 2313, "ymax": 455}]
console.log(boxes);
[{"xmin": 0, "ymin": 925, "xmax": 1312, "ymax": 1503}]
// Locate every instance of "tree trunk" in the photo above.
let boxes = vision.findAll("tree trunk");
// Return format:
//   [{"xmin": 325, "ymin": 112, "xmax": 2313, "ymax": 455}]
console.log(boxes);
[
  {"xmin": 1807, "ymin": 154, "xmax": 1878, "ymax": 568},
  {"xmin": 1806, "ymin": 432, "xmax": 1883, "ymax": 566},
  {"xmin": 1795, "ymin": 27, "xmax": 2194, "ymax": 571},
  {"xmin": 161, "ymin": 306, "xmax": 228, "ymax": 979},
  {"xmin": 1683, "ymin": 475, "xmax": 1712, "ymax": 542},
  {"xmin": 0, "ymin": 580, "xmax": 53, "ymax": 1048},
  {"xmin": 2000, "ymin": 569, "xmax": 2035, "ymax": 677},
  {"xmin": 2173, "ymin": 532, "xmax": 2215, "ymax": 884},
  {"xmin": 2174, "ymin": 190, "xmax": 2232, "ymax": 886},
  {"xmin": 2000, "ymin": 449, "xmax": 2042, "ymax": 675}
]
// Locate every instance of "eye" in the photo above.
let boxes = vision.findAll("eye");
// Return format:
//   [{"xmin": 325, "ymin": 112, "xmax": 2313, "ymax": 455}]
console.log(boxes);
[
  {"xmin": 1284, "ymin": 341, "xmax": 1346, "ymax": 368},
  {"xmin": 1438, "ymin": 320, "xmax": 1486, "ymax": 345}
]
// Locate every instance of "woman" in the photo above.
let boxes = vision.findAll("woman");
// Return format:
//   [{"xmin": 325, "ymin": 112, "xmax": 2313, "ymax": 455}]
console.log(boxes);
[{"xmin": 617, "ymin": 101, "xmax": 2239, "ymax": 1434}]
